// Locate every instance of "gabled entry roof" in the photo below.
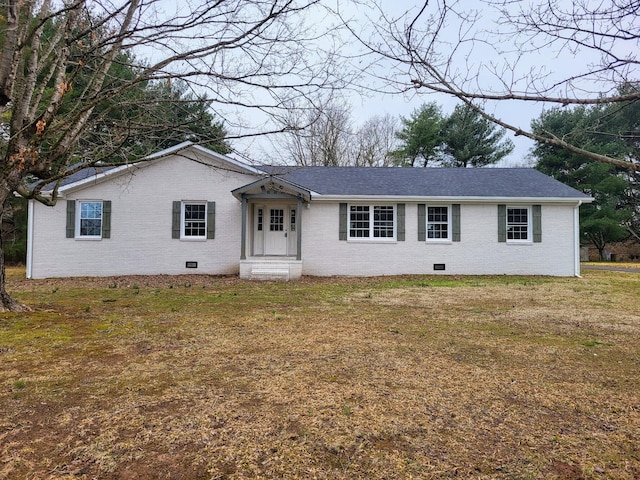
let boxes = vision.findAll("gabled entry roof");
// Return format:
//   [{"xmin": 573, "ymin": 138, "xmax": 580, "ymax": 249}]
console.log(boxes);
[{"xmin": 231, "ymin": 175, "xmax": 313, "ymax": 202}]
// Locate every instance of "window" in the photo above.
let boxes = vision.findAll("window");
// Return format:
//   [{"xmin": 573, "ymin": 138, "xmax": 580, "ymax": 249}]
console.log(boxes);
[
  {"xmin": 257, "ymin": 208, "xmax": 263, "ymax": 231},
  {"xmin": 427, "ymin": 206, "xmax": 449, "ymax": 240},
  {"xmin": 350, "ymin": 205, "xmax": 370, "ymax": 238},
  {"xmin": 67, "ymin": 200, "xmax": 111, "ymax": 239},
  {"xmin": 183, "ymin": 203, "xmax": 207, "ymax": 238},
  {"xmin": 270, "ymin": 208, "xmax": 284, "ymax": 231},
  {"xmin": 172, "ymin": 201, "xmax": 215, "ymax": 240},
  {"xmin": 374, "ymin": 206, "xmax": 394, "ymax": 238},
  {"xmin": 498, "ymin": 205, "xmax": 541, "ymax": 243},
  {"xmin": 418, "ymin": 204, "xmax": 460, "ymax": 242},
  {"xmin": 290, "ymin": 208, "xmax": 296, "ymax": 232},
  {"xmin": 348, "ymin": 205, "xmax": 395, "ymax": 240},
  {"xmin": 507, "ymin": 207, "xmax": 530, "ymax": 241},
  {"xmin": 79, "ymin": 201, "xmax": 103, "ymax": 237}
]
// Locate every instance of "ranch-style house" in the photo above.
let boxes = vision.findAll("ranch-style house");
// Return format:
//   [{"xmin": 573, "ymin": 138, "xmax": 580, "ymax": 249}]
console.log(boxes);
[{"xmin": 26, "ymin": 142, "xmax": 593, "ymax": 280}]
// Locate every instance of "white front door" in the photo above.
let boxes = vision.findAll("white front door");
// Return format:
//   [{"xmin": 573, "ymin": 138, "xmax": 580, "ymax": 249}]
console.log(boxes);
[{"xmin": 265, "ymin": 207, "xmax": 288, "ymax": 255}]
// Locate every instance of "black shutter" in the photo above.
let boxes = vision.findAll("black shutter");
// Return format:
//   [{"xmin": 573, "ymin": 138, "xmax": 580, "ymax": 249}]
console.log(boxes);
[
  {"xmin": 397, "ymin": 204, "xmax": 405, "ymax": 241},
  {"xmin": 102, "ymin": 201, "xmax": 111, "ymax": 239},
  {"xmin": 339, "ymin": 203, "xmax": 347, "ymax": 241},
  {"xmin": 498, "ymin": 204, "xmax": 507, "ymax": 242},
  {"xmin": 172, "ymin": 201, "xmax": 181, "ymax": 239},
  {"xmin": 66, "ymin": 200, "xmax": 75, "ymax": 238},
  {"xmin": 533, "ymin": 205, "xmax": 542, "ymax": 243},
  {"xmin": 417, "ymin": 204, "xmax": 426, "ymax": 241},
  {"xmin": 207, "ymin": 201, "xmax": 216, "ymax": 239},
  {"xmin": 452, "ymin": 204, "xmax": 460, "ymax": 242}
]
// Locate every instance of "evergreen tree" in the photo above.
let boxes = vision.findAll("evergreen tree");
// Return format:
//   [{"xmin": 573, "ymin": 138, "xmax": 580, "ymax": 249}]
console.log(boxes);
[
  {"xmin": 392, "ymin": 103, "xmax": 444, "ymax": 167},
  {"xmin": 532, "ymin": 104, "xmax": 636, "ymax": 259},
  {"xmin": 393, "ymin": 102, "xmax": 513, "ymax": 167},
  {"xmin": 440, "ymin": 104, "xmax": 513, "ymax": 167}
]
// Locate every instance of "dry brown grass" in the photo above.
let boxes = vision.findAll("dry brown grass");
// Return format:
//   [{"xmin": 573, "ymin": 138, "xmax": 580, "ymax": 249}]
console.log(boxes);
[{"xmin": 0, "ymin": 268, "xmax": 639, "ymax": 479}]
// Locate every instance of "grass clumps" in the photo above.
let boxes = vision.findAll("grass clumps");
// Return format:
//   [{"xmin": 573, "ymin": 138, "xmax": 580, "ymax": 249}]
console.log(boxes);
[{"xmin": 1, "ymin": 268, "xmax": 639, "ymax": 479}]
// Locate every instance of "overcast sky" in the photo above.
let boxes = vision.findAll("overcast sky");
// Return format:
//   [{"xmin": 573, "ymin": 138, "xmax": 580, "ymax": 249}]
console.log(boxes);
[
  {"xmin": 234, "ymin": 0, "xmax": 600, "ymax": 167},
  {"xmin": 147, "ymin": 0, "xmax": 610, "ymax": 167}
]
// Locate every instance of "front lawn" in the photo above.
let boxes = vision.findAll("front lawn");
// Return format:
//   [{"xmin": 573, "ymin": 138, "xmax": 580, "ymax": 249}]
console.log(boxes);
[{"xmin": 1, "ymin": 269, "xmax": 639, "ymax": 479}]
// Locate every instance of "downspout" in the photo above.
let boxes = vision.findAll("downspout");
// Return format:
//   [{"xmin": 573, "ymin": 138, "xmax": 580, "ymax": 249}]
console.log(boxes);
[
  {"xmin": 26, "ymin": 199, "xmax": 34, "ymax": 279},
  {"xmin": 574, "ymin": 201, "xmax": 583, "ymax": 277}
]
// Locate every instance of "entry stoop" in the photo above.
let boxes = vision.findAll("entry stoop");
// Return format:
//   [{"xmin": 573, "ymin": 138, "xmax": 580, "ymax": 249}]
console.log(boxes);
[{"xmin": 240, "ymin": 258, "xmax": 302, "ymax": 281}]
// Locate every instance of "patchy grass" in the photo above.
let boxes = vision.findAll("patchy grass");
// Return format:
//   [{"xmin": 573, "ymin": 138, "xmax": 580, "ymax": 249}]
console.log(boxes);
[
  {"xmin": 1, "ymin": 268, "xmax": 639, "ymax": 479},
  {"xmin": 582, "ymin": 261, "xmax": 640, "ymax": 270}
]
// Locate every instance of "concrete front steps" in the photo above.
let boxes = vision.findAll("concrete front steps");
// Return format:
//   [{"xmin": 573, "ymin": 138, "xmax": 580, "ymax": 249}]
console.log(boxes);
[{"xmin": 239, "ymin": 258, "xmax": 302, "ymax": 281}]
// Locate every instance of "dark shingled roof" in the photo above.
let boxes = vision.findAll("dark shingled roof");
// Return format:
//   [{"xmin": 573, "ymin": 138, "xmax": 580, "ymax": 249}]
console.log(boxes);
[
  {"xmin": 48, "ymin": 159, "xmax": 589, "ymax": 201},
  {"xmin": 37, "ymin": 164, "xmax": 120, "ymax": 191},
  {"xmin": 261, "ymin": 166, "xmax": 590, "ymax": 199}
]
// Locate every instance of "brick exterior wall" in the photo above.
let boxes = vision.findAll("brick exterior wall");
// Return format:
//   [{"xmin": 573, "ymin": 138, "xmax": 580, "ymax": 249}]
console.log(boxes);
[
  {"xmin": 29, "ymin": 154, "xmax": 256, "ymax": 278},
  {"xmin": 28, "ymin": 153, "xmax": 581, "ymax": 278},
  {"xmin": 298, "ymin": 202, "xmax": 577, "ymax": 277}
]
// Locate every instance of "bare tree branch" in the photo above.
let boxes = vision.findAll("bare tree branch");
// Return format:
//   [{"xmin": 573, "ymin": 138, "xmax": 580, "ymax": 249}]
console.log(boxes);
[
  {"xmin": 343, "ymin": 0, "xmax": 640, "ymax": 171},
  {"xmin": 0, "ymin": 0, "xmax": 347, "ymax": 310}
]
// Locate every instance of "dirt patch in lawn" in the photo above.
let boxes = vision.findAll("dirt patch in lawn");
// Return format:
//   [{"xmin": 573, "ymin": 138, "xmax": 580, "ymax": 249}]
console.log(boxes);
[{"xmin": 1, "ymin": 270, "xmax": 639, "ymax": 479}]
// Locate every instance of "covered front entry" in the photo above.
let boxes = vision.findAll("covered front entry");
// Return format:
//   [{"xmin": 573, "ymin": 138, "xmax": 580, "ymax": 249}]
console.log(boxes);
[
  {"xmin": 253, "ymin": 204, "xmax": 298, "ymax": 257},
  {"xmin": 232, "ymin": 176, "xmax": 311, "ymax": 280}
]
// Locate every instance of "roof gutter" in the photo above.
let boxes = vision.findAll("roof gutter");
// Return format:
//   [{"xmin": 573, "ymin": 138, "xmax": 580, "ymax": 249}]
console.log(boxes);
[{"xmin": 309, "ymin": 195, "xmax": 593, "ymax": 204}]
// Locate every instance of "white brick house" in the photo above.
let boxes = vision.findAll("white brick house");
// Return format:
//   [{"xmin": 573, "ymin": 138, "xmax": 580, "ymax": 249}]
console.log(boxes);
[{"xmin": 26, "ymin": 142, "xmax": 592, "ymax": 279}]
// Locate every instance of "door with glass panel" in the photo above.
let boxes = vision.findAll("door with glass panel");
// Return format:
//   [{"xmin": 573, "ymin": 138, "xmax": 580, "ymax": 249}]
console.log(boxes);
[{"xmin": 264, "ymin": 207, "xmax": 288, "ymax": 255}]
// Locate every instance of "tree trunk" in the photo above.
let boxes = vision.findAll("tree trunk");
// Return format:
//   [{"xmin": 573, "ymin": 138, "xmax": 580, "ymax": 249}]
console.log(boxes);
[
  {"xmin": 0, "ymin": 198, "xmax": 30, "ymax": 312},
  {"xmin": 587, "ymin": 232, "xmax": 607, "ymax": 262}
]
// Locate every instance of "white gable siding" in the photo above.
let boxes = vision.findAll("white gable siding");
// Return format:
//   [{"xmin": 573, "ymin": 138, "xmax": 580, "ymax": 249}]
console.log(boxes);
[
  {"xmin": 299, "ymin": 203, "xmax": 576, "ymax": 277},
  {"xmin": 29, "ymin": 155, "xmax": 255, "ymax": 278}
]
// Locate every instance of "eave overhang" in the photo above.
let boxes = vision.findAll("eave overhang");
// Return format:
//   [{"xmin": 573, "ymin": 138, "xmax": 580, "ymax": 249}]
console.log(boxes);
[
  {"xmin": 37, "ymin": 142, "xmax": 264, "ymax": 198},
  {"xmin": 307, "ymin": 194, "xmax": 593, "ymax": 205}
]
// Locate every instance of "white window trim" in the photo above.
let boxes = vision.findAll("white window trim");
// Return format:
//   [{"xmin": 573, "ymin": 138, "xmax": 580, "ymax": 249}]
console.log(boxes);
[
  {"xmin": 426, "ymin": 205, "xmax": 452, "ymax": 243},
  {"xmin": 506, "ymin": 205, "xmax": 532, "ymax": 244},
  {"xmin": 180, "ymin": 201, "xmax": 207, "ymax": 241},
  {"xmin": 75, "ymin": 200, "xmax": 103, "ymax": 240},
  {"xmin": 347, "ymin": 204, "xmax": 397, "ymax": 242}
]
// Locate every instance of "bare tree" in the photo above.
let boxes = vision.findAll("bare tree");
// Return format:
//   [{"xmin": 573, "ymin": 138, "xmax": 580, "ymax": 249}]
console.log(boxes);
[
  {"xmin": 0, "ymin": 0, "xmax": 343, "ymax": 311},
  {"xmin": 311, "ymin": 102, "xmax": 353, "ymax": 166},
  {"xmin": 343, "ymin": 0, "xmax": 640, "ymax": 171},
  {"xmin": 271, "ymin": 97, "xmax": 353, "ymax": 166},
  {"xmin": 272, "ymin": 99, "xmax": 398, "ymax": 166},
  {"xmin": 352, "ymin": 114, "xmax": 398, "ymax": 166}
]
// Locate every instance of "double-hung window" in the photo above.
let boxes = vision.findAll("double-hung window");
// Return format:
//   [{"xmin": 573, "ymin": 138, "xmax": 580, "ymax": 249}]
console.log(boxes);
[
  {"xmin": 498, "ymin": 205, "xmax": 541, "ymax": 243},
  {"xmin": 67, "ymin": 200, "xmax": 111, "ymax": 239},
  {"xmin": 172, "ymin": 201, "xmax": 215, "ymax": 240},
  {"xmin": 182, "ymin": 202, "xmax": 207, "ymax": 239},
  {"xmin": 507, "ymin": 207, "xmax": 530, "ymax": 242},
  {"xmin": 427, "ymin": 206, "xmax": 450, "ymax": 240},
  {"xmin": 78, "ymin": 201, "xmax": 103, "ymax": 238},
  {"xmin": 348, "ymin": 205, "xmax": 395, "ymax": 240},
  {"xmin": 418, "ymin": 204, "xmax": 460, "ymax": 242}
]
